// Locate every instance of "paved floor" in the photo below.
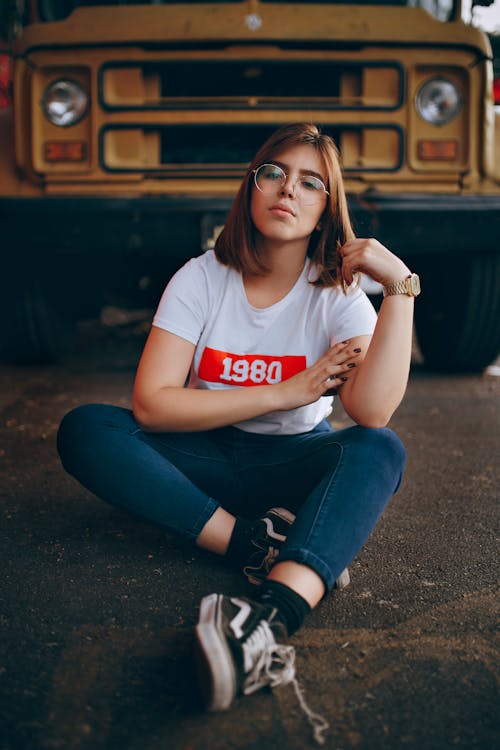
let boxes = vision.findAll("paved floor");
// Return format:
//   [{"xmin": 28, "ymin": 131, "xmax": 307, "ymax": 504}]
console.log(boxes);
[{"xmin": 0, "ymin": 321, "xmax": 498, "ymax": 750}]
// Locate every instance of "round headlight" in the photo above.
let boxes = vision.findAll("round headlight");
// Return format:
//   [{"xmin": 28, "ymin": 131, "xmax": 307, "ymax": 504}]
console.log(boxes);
[
  {"xmin": 415, "ymin": 77, "xmax": 462, "ymax": 126},
  {"xmin": 42, "ymin": 79, "xmax": 88, "ymax": 127}
]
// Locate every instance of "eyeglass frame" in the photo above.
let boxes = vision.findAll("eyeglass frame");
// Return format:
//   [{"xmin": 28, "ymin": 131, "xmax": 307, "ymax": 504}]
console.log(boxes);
[{"xmin": 252, "ymin": 163, "xmax": 330, "ymax": 204}]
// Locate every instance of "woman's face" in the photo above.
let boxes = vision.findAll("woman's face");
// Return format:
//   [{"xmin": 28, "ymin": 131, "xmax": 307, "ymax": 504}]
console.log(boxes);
[{"xmin": 250, "ymin": 143, "xmax": 328, "ymax": 247}]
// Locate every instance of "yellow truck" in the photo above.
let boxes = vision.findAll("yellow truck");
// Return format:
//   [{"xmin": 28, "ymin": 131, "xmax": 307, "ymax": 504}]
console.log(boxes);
[{"xmin": 1, "ymin": 0, "xmax": 499, "ymax": 370}]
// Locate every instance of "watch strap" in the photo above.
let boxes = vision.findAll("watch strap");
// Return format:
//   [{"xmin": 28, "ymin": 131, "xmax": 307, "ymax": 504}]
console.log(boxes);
[{"xmin": 383, "ymin": 273, "xmax": 420, "ymax": 298}]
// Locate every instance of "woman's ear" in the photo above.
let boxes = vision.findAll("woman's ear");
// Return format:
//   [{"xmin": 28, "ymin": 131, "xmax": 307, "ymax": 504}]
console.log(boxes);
[{"xmin": 315, "ymin": 222, "xmax": 322, "ymax": 231}]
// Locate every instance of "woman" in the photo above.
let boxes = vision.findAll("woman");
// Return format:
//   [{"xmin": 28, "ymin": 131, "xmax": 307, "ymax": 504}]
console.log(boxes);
[{"xmin": 57, "ymin": 123, "xmax": 418, "ymax": 727}]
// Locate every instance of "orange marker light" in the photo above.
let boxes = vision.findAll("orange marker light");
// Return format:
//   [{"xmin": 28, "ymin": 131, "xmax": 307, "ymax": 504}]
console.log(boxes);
[
  {"xmin": 44, "ymin": 141, "xmax": 87, "ymax": 162},
  {"xmin": 417, "ymin": 139, "xmax": 458, "ymax": 161}
]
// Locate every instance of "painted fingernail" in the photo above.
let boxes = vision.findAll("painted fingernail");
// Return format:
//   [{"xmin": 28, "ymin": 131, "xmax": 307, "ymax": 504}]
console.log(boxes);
[
  {"xmin": 353, "ymin": 347, "xmax": 362, "ymax": 353},
  {"xmin": 347, "ymin": 363, "xmax": 356, "ymax": 368}
]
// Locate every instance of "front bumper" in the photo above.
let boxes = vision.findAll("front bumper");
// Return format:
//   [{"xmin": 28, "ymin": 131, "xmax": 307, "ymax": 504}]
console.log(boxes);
[
  {"xmin": 1, "ymin": 192, "xmax": 499, "ymax": 263},
  {"xmin": 349, "ymin": 193, "xmax": 500, "ymax": 256}
]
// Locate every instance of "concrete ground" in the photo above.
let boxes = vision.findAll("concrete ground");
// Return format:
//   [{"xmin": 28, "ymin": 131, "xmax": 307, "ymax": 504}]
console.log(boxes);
[{"xmin": 0, "ymin": 319, "xmax": 498, "ymax": 750}]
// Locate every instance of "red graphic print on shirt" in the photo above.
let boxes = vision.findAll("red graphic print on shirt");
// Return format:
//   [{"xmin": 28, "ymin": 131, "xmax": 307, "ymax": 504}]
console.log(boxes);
[{"xmin": 198, "ymin": 347, "xmax": 307, "ymax": 387}]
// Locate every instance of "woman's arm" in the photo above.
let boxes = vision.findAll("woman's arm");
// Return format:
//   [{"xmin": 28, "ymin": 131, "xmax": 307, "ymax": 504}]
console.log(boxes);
[
  {"xmin": 133, "ymin": 327, "xmax": 360, "ymax": 433},
  {"xmin": 337, "ymin": 238, "xmax": 415, "ymax": 428},
  {"xmin": 133, "ymin": 327, "xmax": 276, "ymax": 431}
]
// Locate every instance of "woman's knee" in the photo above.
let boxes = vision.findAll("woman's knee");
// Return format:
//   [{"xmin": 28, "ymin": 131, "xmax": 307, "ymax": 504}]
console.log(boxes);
[
  {"xmin": 370, "ymin": 426, "xmax": 405, "ymax": 462},
  {"xmin": 57, "ymin": 404, "xmax": 133, "ymax": 466},
  {"xmin": 346, "ymin": 423, "xmax": 403, "ymax": 454},
  {"xmin": 358, "ymin": 426, "xmax": 407, "ymax": 489},
  {"xmin": 339, "ymin": 425, "xmax": 406, "ymax": 486},
  {"xmin": 59, "ymin": 403, "xmax": 104, "ymax": 440}
]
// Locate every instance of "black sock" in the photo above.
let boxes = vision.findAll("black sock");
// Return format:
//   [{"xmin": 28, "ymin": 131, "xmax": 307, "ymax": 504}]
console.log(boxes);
[
  {"xmin": 255, "ymin": 579, "xmax": 311, "ymax": 637},
  {"xmin": 225, "ymin": 516, "xmax": 258, "ymax": 568}
]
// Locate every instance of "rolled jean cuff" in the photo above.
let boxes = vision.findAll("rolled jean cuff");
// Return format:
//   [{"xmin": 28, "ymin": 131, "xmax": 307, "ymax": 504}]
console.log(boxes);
[
  {"xmin": 187, "ymin": 498, "xmax": 220, "ymax": 541},
  {"xmin": 277, "ymin": 547, "xmax": 337, "ymax": 592}
]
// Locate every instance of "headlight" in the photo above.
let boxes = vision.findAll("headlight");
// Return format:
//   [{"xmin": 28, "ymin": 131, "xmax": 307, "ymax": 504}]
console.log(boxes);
[
  {"xmin": 415, "ymin": 78, "xmax": 462, "ymax": 126},
  {"xmin": 41, "ymin": 79, "xmax": 88, "ymax": 127}
]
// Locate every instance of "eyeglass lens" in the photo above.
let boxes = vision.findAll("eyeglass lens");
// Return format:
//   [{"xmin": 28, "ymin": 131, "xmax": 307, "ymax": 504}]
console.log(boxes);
[{"xmin": 254, "ymin": 164, "xmax": 327, "ymax": 205}]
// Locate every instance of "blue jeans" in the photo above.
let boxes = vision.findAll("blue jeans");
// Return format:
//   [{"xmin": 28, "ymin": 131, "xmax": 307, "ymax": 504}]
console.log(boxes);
[{"xmin": 57, "ymin": 404, "xmax": 406, "ymax": 591}]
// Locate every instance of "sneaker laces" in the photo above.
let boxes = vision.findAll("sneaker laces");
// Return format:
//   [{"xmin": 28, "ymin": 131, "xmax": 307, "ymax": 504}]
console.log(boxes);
[
  {"xmin": 242, "ymin": 620, "xmax": 295, "ymax": 694},
  {"xmin": 242, "ymin": 620, "xmax": 330, "ymax": 746},
  {"xmin": 291, "ymin": 675, "xmax": 330, "ymax": 746}
]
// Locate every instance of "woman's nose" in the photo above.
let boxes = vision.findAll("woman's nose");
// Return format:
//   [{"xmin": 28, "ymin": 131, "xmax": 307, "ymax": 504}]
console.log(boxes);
[{"xmin": 280, "ymin": 177, "xmax": 296, "ymax": 198}]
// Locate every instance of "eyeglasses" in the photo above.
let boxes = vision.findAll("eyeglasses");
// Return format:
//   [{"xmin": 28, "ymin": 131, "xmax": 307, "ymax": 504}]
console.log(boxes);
[{"xmin": 253, "ymin": 163, "xmax": 329, "ymax": 206}]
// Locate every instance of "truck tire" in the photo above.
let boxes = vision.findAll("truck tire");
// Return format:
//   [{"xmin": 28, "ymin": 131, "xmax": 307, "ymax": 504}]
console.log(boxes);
[
  {"xmin": 1, "ymin": 277, "xmax": 77, "ymax": 364},
  {"xmin": 413, "ymin": 252, "xmax": 500, "ymax": 373}
]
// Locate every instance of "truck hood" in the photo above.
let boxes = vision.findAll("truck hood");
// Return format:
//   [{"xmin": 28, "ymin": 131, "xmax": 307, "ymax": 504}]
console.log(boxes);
[{"xmin": 17, "ymin": 4, "xmax": 491, "ymax": 56}]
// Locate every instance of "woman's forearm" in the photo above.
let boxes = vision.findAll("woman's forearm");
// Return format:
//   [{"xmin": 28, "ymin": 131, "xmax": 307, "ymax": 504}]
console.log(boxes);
[
  {"xmin": 133, "ymin": 381, "xmax": 280, "ymax": 432},
  {"xmin": 340, "ymin": 295, "xmax": 414, "ymax": 427},
  {"xmin": 133, "ymin": 326, "xmax": 285, "ymax": 432}
]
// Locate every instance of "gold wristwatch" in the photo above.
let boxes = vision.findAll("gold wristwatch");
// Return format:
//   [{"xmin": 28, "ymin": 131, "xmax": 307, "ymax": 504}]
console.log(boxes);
[{"xmin": 383, "ymin": 273, "xmax": 421, "ymax": 298}]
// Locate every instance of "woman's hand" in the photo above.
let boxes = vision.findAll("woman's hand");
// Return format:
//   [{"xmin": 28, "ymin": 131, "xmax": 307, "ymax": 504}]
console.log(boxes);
[
  {"xmin": 272, "ymin": 341, "xmax": 362, "ymax": 411},
  {"xmin": 340, "ymin": 238, "xmax": 410, "ymax": 287}
]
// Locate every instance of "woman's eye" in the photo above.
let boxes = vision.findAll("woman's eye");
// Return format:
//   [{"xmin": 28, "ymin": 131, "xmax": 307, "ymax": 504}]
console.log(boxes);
[
  {"xmin": 266, "ymin": 170, "xmax": 283, "ymax": 181},
  {"xmin": 302, "ymin": 178, "xmax": 321, "ymax": 191}
]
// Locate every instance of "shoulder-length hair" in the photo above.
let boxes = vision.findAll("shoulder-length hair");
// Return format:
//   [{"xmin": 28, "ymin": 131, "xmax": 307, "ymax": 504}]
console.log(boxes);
[{"xmin": 214, "ymin": 122, "xmax": 355, "ymax": 287}]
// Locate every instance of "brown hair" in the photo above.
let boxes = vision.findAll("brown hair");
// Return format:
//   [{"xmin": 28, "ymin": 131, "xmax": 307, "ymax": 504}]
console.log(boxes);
[{"xmin": 214, "ymin": 122, "xmax": 355, "ymax": 287}]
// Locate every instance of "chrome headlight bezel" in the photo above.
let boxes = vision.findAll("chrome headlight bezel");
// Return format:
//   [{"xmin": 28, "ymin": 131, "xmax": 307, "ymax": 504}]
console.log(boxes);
[
  {"xmin": 415, "ymin": 77, "xmax": 463, "ymax": 127},
  {"xmin": 41, "ymin": 78, "xmax": 89, "ymax": 127}
]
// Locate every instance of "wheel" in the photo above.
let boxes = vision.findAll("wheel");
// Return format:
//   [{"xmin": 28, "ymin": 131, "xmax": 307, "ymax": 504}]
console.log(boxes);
[
  {"xmin": 412, "ymin": 252, "xmax": 500, "ymax": 373},
  {"xmin": 0, "ymin": 275, "xmax": 77, "ymax": 364}
]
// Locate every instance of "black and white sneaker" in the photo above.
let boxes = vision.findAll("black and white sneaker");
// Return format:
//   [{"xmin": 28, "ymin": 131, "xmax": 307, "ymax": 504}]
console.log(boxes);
[
  {"xmin": 195, "ymin": 593, "xmax": 295, "ymax": 711},
  {"xmin": 243, "ymin": 506, "xmax": 351, "ymax": 591}
]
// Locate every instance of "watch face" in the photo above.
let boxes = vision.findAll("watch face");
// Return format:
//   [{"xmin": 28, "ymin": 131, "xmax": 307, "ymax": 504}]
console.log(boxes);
[{"xmin": 410, "ymin": 274, "xmax": 421, "ymax": 295}]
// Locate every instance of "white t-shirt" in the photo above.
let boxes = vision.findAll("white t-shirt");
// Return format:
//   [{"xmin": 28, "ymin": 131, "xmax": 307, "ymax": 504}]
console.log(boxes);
[{"xmin": 153, "ymin": 250, "xmax": 377, "ymax": 435}]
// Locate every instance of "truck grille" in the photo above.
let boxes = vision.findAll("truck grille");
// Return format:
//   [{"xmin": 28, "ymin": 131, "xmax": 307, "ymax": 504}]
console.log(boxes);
[
  {"xmin": 99, "ymin": 56, "xmax": 404, "ymax": 175},
  {"xmin": 101, "ymin": 123, "xmax": 403, "ymax": 173},
  {"xmin": 101, "ymin": 60, "xmax": 403, "ymax": 110}
]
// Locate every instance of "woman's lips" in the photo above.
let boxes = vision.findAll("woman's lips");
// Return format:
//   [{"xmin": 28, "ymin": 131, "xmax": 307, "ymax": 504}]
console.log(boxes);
[{"xmin": 270, "ymin": 203, "xmax": 296, "ymax": 217}]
